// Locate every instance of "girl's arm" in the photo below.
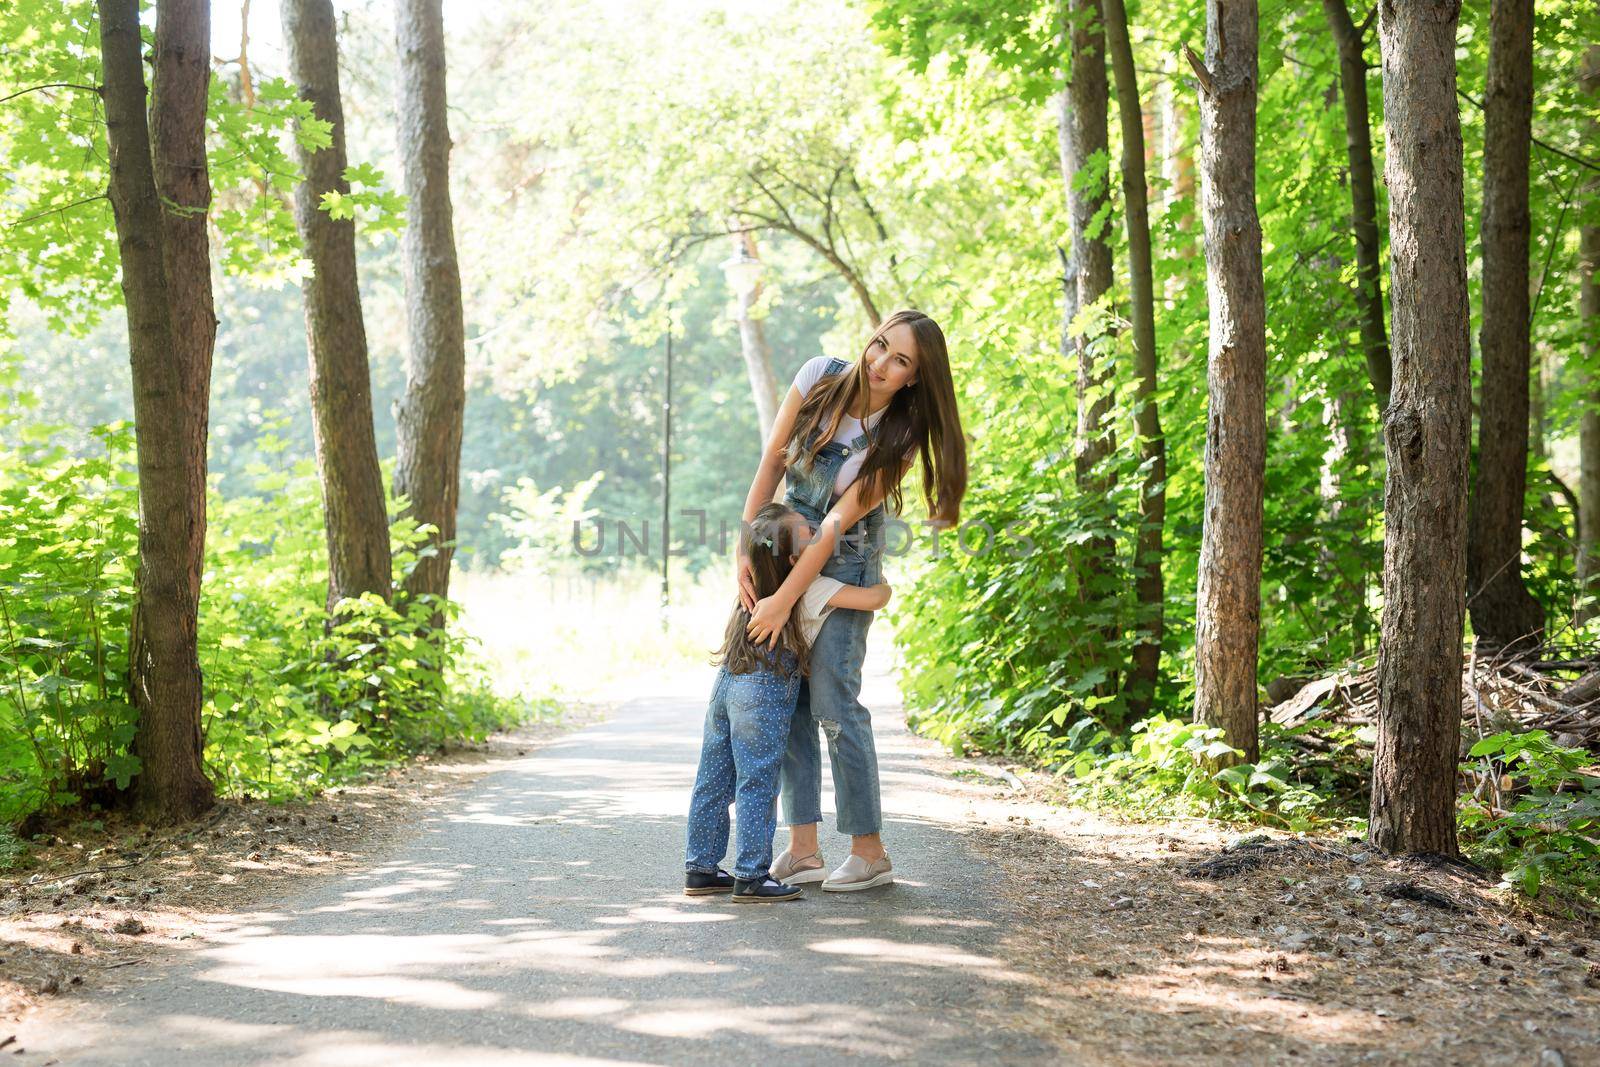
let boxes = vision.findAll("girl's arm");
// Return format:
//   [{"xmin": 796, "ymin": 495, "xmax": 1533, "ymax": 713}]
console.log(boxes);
[
  {"xmin": 827, "ymin": 582, "xmax": 892, "ymax": 612},
  {"xmin": 745, "ymin": 455, "xmax": 913, "ymax": 647},
  {"xmin": 736, "ymin": 384, "xmax": 806, "ymax": 610}
]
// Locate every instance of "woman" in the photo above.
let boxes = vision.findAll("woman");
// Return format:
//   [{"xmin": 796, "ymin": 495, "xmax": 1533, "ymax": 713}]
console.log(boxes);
[{"xmin": 737, "ymin": 308, "xmax": 966, "ymax": 892}]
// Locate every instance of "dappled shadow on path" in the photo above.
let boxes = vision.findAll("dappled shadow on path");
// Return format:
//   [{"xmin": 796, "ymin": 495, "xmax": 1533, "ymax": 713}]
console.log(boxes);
[{"xmin": 23, "ymin": 696, "xmax": 1058, "ymax": 1067}]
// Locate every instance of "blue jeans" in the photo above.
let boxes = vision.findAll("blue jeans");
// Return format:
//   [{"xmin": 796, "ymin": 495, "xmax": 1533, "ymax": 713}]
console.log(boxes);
[
  {"xmin": 778, "ymin": 543, "xmax": 884, "ymax": 835},
  {"xmin": 684, "ymin": 662, "xmax": 802, "ymax": 881}
]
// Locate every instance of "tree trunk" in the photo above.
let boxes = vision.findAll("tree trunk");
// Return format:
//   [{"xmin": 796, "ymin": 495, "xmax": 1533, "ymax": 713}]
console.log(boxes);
[
  {"xmin": 732, "ymin": 231, "xmax": 780, "ymax": 438},
  {"xmin": 1103, "ymin": 0, "xmax": 1165, "ymax": 718},
  {"xmin": 100, "ymin": 0, "xmax": 216, "ymax": 822},
  {"xmin": 1369, "ymin": 0, "xmax": 1472, "ymax": 856},
  {"xmin": 1322, "ymin": 0, "xmax": 1392, "ymax": 402},
  {"xmin": 1188, "ymin": 0, "xmax": 1267, "ymax": 765},
  {"xmin": 1576, "ymin": 46, "xmax": 1600, "ymax": 623},
  {"xmin": 1468, "ymin": 0, "xmax": 1542, "ymax": 652},
  {"xmin": 283, "ymin": 0, "xmax": 394, "ymax": 613},
  {"xmin": 394, "ymin": 0, "xmax": 467, "ymax": 613},
  {"xmin": 1064, "ymin": 0, "xmax": 1115, "ymax": 494},
  {"xmin": 1059, "ymin": 0, "xmax": 1119, "ymax": 698}
]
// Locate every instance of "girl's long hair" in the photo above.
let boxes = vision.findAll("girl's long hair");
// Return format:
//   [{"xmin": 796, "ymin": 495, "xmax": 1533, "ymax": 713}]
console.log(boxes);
[
  {"xmin": 713, "ymin": 502, "xmax": 812, "ymax": 677},
  {"xmin": 785, "ymin": 308, "xmax": 968, "ymax": 525}
]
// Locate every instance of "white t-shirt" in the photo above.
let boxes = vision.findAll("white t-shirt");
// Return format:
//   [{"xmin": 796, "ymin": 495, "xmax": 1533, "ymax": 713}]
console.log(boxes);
[
  {"xmin": 796, "ymin": 575, "xmax": 846, "ymax": 646},
  {"xmin": 792, "ymin": 355, "xmax": 889, "ymax": 498}
]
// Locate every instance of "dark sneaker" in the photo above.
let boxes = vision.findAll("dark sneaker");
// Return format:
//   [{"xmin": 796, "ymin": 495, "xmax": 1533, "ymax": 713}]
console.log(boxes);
[
  {"xmin": 684, "ymin": 868, "xmax": 735, "ymax": 896},
  {"xmin": 732, "ymin": 876, "xmax": 804, "ymax": 903}
]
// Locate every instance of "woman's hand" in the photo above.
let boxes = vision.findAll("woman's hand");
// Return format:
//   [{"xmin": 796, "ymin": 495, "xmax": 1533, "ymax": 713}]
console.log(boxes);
[
  {"xmin": 746, "ymin": 595, "xmax": 792, "ymax": 649},
  {"xmin": 735, "ymin": 551, "xmax": 757, "ymax": 612}
]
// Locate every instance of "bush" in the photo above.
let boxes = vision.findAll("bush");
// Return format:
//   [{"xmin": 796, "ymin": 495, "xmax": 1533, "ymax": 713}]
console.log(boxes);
[
  {"xmin": 1, "ymin": 412, "xmax": 548, "ymax": 826},
  {"xmin": 1460, "ymin": 729, "xmax": 1600, "ymax": 902}
]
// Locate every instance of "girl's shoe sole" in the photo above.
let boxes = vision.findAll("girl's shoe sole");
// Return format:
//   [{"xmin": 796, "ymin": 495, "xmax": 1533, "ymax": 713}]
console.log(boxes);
[
  {"xmin": 821, "ymin": 872, "xmax": 895, "ymax": 892},
  {"xmin": 683, "ymin": 887, "xmax": 732, "ymax": 896},
  {"xmin": 731, "ymin": 890, "xmax": 804, "ymax": 903}
]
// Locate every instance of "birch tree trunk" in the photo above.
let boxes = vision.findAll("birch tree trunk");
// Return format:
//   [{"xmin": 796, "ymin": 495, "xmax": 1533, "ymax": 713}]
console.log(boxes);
[
  {"xmin": 1468, "ymin": 0, "xmax": 1542, "ymax": 652},
  {"xmin": 1188, "ymin": 0, "xmax": 1267, "ymax": 764},
  {"xmin": 1370, "ymin": 0, "xmax": 1472, "ymax": 856},
  {"xmin": 731, "ymin": 231, "xmax": 780, "ymax": 439},
  {"xmin": 1103, "ymin": 0, "xmax": 1165, "ymax": 717},
  {"xmin": 1322, "ymin": 0, "xmax": 1392, "ymax": 402},
  {"xmin": 394, "ymin": 0, "xmax": 467, "ymax": 614},
  {"xmin": 101, "ymin": 0, "xmax": 215, "ymax": 821},
  {"xmin": 283, "ymin": 0, "xmax": 394, "ymax": 612}
]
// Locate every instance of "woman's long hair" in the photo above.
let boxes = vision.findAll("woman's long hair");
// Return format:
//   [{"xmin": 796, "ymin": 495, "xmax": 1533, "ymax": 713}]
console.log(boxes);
[
  {"xmin": 713, "ymin": 502, "xmax": 812, "ymax": 676},
  {"xmin": 785, "ymin": 308, "xmax": 968, "ymax": 525}
]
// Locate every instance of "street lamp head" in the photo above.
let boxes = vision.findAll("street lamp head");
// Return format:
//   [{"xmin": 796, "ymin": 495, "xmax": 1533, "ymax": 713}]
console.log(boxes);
[{"xmin": 719, "ymin": 247, "xmax": 763, "ymax": 298}]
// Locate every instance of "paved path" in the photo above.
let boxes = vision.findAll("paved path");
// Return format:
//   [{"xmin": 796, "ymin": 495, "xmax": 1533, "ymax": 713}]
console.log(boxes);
[{"xmin": 15, "ymin": 670, "xmax": 1061, "ymax": 1066}]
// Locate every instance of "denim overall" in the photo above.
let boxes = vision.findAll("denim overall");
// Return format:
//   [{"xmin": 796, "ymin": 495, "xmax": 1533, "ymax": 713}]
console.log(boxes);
[
  {"xmin": 684, "ymin": 650, "xmax": 802, "ymax": 882},
  {"xmin": 779, "ymin": 356, "xmax": 887, "ymax": 836}
]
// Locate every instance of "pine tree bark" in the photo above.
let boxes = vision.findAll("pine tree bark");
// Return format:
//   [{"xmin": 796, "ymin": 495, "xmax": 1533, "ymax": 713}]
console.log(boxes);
[
  {"xmin": 394, "ymin": 0, "xmax": 467, "ymax": 612},
  {"xmin": 283, "ymin": 0, "xmax": 394, "ymax": 613},
  {"xmin": 1576, "ymin": 46, "xmax": 1600, "ymax": 622},
  {"xmin": 1369, "ymin": 0, "xmax": 1472, "ymax": 856},
  {"xmin": 1322, "ymin": 0, "xmax": 1392, "ymax": 402},
  {"xmin": 731, "ymin": 231, "xmax": 780, "ymax": 438},
  {"xmin": 1188, "ymin": 0, "xmax": 1266, "ymax": 764},
  {"xmin": 1102, "ymin": 0, "xmax": 1165, "ymax": 717},
  {"xmin": 100, "ymin": 0, "xmax": 215, "ymax": 821},
  {"xmin": 1468, "ymin": 0, "xmax": 1542, "ymax": 652}
]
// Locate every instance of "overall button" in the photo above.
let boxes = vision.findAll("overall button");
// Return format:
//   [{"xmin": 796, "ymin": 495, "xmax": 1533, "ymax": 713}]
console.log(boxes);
[{"xmin": 841, "ymin": 447, "xmax": 851, "ymax": 456}]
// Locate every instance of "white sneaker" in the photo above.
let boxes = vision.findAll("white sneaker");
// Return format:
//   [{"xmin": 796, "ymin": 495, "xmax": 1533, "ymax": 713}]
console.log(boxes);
[
  {"xmin": 771, "ymin": 849, "xmax": 827, "ymax": 885},
  {"xmin": 821, "ymin": 853, "xmax": 893, "ymax": 892}
]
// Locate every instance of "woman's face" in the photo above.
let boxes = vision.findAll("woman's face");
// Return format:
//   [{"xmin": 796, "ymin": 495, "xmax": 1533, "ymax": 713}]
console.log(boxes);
[{"xmin": 865, "ymin": 322, "xmax": 919, "ymax": 401}]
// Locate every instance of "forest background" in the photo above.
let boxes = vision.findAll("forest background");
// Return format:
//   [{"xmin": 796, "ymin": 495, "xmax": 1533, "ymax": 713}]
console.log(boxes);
[{"xmin": 2, "ymin": 0, "xmax": 1598, "ymax": 907}]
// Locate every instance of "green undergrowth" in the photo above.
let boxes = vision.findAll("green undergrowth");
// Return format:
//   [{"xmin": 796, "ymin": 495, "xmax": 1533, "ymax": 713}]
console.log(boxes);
[
  {"xmin": 910, "ymin": 696, "xmax": 1600, "ymax": 910},
  {"xmin": 0, "ymin": 410, "xmax": 558, "ymax": 833}
]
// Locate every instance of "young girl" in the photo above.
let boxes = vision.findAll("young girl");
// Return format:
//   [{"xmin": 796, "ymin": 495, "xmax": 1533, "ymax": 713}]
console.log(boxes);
[{"xmin": 684, "ymin": 501, "xmax": 892, "ymax": 903}]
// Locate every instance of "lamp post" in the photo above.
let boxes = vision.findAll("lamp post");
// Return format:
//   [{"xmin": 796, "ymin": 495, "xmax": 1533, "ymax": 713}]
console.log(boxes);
[
  {"xmin": 720, "ymin": 245, "xmax": 763, "ymax": 298},
  {"xmin": 660, "ymin": 300, "xmax": 673, "ymax": 628}
]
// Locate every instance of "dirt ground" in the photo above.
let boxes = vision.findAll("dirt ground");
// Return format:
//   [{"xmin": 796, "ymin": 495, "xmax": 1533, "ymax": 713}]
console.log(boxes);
[
  {"xmin": 0, "ymin": 702, "xmax": 608, "ymax": 1032},
  {"xmin": 908, "ymin": 743, "xmax": 1600, "ymax": 1067}
]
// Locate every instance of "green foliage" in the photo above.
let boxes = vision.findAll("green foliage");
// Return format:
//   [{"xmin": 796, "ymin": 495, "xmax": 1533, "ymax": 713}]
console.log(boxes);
[
  {"xmin": 877, "ymin": 0, "xmax": 1598, "ymax": 906},
  {"xmin": 496, "ymin": 472, "xmax": 605, "ymax": 575},
  {"xmin": 318, "ymin": 163, "xmax": 407, "ymax": 235},
  {"xmin": 0, "ymin": 380, "xmax": 546, "ymax": 825},
  {"xmin": 959, "ymin": 710, "xmax": 1366, "ymax": 832},
  {"xmin": 0, "ymin": 825, "xmax": 27, "ymax": 871},
  {"xmin": 1460, "ymin": 730, "xmax": 1600, "ymax": 903},
  {"xmin": 0, "ymin": 413, "xmax": 138, "ymax": 820}
]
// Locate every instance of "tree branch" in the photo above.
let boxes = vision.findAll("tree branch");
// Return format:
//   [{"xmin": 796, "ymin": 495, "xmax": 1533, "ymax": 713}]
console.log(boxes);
[
  {"xmin": 0, "ymin": 82, "xmax": 101, "ymax": 106},
  {"xmin": 1183, "ymin": 44, "xmax": 1215, "ymax": 96},
  {"xmin": 1356, "ymin": 4, "xmax": 1377, "ymax": 40},
  {"xmin": 8, "ymin": 193, "xmax": 109, "ymax": 228},
  {"xmin": 1457, "ymin": 89, "xmax": 1600, "ymax": 173}
]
